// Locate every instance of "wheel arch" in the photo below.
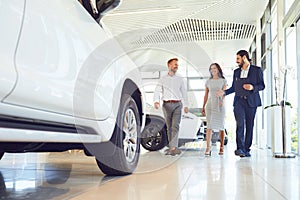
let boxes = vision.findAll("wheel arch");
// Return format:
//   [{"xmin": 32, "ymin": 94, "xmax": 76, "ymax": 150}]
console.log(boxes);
[
  {"xmin": 122, "ymin": 79, "xmax": 144, "ymax": 127},
  {"xmin": 145, "ymin": 114, "xmax": 165, "ymax": 126}
]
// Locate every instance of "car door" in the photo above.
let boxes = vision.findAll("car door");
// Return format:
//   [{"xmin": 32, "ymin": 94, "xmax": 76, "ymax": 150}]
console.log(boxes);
[
  {"xmin": 3, "ymin": 0, "xmax": 115, "ymax": 120},
  {"xmin": 0, "ymin": 0, "xmax": 24, "ymax": 100}
]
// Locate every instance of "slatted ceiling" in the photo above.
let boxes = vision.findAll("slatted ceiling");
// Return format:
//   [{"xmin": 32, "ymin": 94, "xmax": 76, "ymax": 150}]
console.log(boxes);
[
  {"xmin": 103, "ymin": 1, "xmax": 222, "ymax": 35},
  {"xmin": 102, "ymin": 0, "xmax": 268, "ymax": 67},
  {"xmin": 133, "ymin": 19, "xmax": 256, "ymax": 45},
  {"xmin": 113, "ymin": 0, "xmax": 215, "ymax": 13},
  {"xmin": 103, "ymin": 0, "xmax": 268, "ymax": 36}
]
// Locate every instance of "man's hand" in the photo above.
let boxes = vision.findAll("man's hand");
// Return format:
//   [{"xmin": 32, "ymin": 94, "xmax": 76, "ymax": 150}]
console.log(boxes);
[
  {"xmin": 215, "ymin": 89, "xmax": 225, "ymax": 97},
  {"xmin": 154, "ymin": 102, "xmax": 160, "ymax": 109},
  {"xmin": 184, "ymin": 107, "xmax": 188, "ymax": 114},
  {"xmin": 243, "ymin": 84, "xmax": 254, "ymax": 90}
]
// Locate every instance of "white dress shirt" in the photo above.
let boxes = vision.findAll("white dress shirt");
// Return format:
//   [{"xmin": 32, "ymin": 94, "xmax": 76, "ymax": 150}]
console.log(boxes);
[
  {"xmin": 153, "ymin": 74, "xmax": 189, "ymax": 107},
  {"xmin": 240, "ymin": 64, "xmax": 250, "ymax": 78}
]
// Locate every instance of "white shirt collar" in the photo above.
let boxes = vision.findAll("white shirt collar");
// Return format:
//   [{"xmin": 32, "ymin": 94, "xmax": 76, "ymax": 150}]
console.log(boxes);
[
  {"xmin": 245, "ymin": 64, "xmax": 250, "ymax": 70},
  {"xmin": 240, "ymin": 64, "xmax": 250, "ymax": 78}
]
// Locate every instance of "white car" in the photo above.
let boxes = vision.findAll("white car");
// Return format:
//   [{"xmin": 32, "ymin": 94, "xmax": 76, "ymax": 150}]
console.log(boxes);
[
  {"xmin": 141, "ymin": 104, "xmax": 201, "ymax": 151},
  {"xmin": 0, "ymin": 0, "xmax": 145, "ymax": 175}
]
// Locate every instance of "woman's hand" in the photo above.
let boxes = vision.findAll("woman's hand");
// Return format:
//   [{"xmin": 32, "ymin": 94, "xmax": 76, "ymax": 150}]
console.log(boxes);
[
  {"xmin": 218, "ymin": 97, "xmax": 223, "ymax": 107},
  {"xmin": 219, "ymin": 100, "xmax": 223, "ymax": 108},
  {"xmin": 201, "ymin": 107, "xmax": 206, "ymax": 116}
]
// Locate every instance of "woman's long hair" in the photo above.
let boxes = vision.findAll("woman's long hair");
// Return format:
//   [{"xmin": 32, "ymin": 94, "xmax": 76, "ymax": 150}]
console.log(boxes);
[{"xmin": 209, "ymin": 63, "xmax": 225, "ymax": 79}]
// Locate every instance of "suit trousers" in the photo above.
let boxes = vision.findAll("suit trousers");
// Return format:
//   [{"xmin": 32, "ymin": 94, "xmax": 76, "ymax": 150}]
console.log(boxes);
[
  {"xmin": 162, "ymin": 102, "xmax": 182, "ymax": 148},
  {"xmin": 233, "ymin": 97, "xmax": 257, "ymax": 153}
]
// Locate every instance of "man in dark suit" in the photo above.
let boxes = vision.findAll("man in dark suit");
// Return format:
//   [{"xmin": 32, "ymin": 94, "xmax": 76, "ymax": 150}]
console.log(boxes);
[{"xmin": 217, "ymin": 50, "xmax": 265, "ymax": 157}]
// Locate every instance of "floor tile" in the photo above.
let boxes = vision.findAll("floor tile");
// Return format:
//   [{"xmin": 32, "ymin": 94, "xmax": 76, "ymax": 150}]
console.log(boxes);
[{"xmin": 0, "ymin": 142, "xmax": 299, "ymax": 200}]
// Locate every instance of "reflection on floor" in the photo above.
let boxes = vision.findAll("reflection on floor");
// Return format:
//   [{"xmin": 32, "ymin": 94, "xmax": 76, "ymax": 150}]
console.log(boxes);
[{"xmin": 0, "ymin": 141, "xmax": 299, "ymax": 200}]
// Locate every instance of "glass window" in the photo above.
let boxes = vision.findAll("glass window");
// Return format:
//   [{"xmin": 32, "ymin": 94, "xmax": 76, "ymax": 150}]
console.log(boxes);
[
  {"xmin": 285, "ymin": 0, "xmax": 295, "ymax": 14},
  {"xmin": 285, "ymin": 26, "xmax": 298, "ymax": 153},
  {"xmin": 141, "ymin": 71, "xmax": 160, "ymax": 79},
  {"xmin": 187, "ymin": 78, "xmax": 206, "ymax": 91},
  {"xmin": 177, "ymin": 62, "xmax": 187, "ymax": 77},
  {"xmin": 261, "ymin": 33, "xmax": 266, "ymax": 57},
  {"xmin": 271, "ymin": 43, "xmax": 278, "ymax": 105},
  {"xmin": 187, "ymin": 65, "xmax": 203, "ymax": 78},
  {"xmin": 271, "ymin": 6, "xmax": 277, "ymax": 42}
]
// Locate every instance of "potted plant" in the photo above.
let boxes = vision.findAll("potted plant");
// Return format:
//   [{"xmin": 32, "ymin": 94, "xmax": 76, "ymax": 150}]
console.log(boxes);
[
  {"xmin": 264, "ymin": 69, "xmax": 294, "ymax": 158},
  {"xmin": 264, "ymin": 73, "xmax": 292, "ymax": 109}
]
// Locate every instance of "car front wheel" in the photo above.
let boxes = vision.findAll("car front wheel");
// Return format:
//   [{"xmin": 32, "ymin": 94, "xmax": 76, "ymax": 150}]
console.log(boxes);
[{"xmin": 95, "ymin": 94, "xmax": 141, "ymax": 175}]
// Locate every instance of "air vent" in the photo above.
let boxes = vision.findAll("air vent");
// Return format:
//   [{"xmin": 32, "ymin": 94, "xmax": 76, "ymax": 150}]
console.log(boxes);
[{"xmin": 135, "ymin": 18, "xmax": 256, "ymax": 45}]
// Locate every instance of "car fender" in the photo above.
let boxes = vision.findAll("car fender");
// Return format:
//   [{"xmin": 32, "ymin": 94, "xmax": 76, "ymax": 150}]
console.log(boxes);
[{"xmin": 0, "ymin": 0, "xmax": 24, "ymax": 100}]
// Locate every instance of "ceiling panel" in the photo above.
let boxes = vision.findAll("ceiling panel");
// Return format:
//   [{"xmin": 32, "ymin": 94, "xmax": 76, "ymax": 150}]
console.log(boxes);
[{"xmin": 101, "ymin": 0, "xmax": 269, "ymax": 71}]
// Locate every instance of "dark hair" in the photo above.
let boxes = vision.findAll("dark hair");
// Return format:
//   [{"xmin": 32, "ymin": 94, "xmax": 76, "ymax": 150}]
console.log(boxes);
[
  {"xmin": 236, "ymin": 50, "xmax": 252, "ymax": 62},
  {"xmin": 209, "ymin": 63, "xmax": 225, "ymax": 79},
  {"xmin": 167, "ymin": 58, "xmax": 178, "ymax": 65}
]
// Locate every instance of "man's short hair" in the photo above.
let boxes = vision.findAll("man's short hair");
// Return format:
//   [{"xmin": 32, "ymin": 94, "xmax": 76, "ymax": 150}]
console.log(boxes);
[{"xmin": 167, "ymin": 58, "xmax": 178, "ymax": 65}]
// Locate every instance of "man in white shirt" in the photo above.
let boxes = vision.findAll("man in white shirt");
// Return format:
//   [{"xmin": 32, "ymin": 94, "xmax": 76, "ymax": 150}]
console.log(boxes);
[{"xmin": 154, "ymin": 58, "xmax": 189, "ymax": 156}]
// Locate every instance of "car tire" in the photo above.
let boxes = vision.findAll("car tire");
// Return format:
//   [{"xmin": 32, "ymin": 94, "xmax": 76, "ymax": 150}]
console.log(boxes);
[
  {"xmin": 207, "ymin": 130, "xmax": 228, "ymax": 145},
  {"xmin": 95, "ymin": 94, "xmax": 141, "ymax": 176},
  {"xmin": 141, "ymin": 118, "xmax": 167, "ymax": 151},
  {"xmin": 224, "ymin": 136, "xmax": 228, "ymax": 145},
  {"xmin": 224, "ymin": 129, "xmax": 228, "ymax": 145},
  {"xmin": 211, "ymin": 131, "xmax": 218, "ymax": 144}
]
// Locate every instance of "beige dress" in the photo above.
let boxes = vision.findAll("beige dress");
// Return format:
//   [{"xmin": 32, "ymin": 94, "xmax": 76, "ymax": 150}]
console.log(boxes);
[{"xmin": 205, "ymin": 78, "xmax": 227, "ymax": 130}]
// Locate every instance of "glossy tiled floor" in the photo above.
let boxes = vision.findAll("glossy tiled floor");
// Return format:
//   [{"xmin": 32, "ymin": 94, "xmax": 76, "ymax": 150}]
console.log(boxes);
[{"xmin": 0, "ymin": 141, "xmax": 299, "ymax": 200}]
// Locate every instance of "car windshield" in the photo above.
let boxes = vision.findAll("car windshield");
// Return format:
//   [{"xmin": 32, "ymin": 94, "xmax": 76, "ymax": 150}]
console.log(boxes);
[{"xmin": 78, "ymin": 0, "xmax": 121, "ymax": 21}]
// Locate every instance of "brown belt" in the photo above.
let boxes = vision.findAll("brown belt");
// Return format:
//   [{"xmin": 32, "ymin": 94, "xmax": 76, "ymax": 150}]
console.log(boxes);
[{"xmin": 163, "ymin": 100, "xmax": 181, "ymax": 103}]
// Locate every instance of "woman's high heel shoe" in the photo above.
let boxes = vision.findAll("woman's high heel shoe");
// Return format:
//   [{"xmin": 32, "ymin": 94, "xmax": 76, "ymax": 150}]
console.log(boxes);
[
  {"xmin": 219, "ymin": 147, "xmax": 224, "ymax": 155},
  {"xmin": 205, "ymin": 148, "xmax": 211, "ymax": 156}
]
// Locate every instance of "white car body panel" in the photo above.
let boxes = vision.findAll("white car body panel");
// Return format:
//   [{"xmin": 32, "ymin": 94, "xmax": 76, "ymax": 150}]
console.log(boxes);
[
  {"xmin": 0, "ymin": 128, "xmax": 102, "ymax": 143},
  {"xmin": 5, "ymin": 0, "xmax": 111, "ymax": 119},
  {"xmin": 0, "ymin": 0, "xmax": 23, "ymax": 99},
  {"xmin": 0, "ymin": 0, "xmax": 145, "ymax": 143},
  {"xmin": 146, "ymin": 106, "xmax": 201, "ymax": 140},
  {"xmin": 0, "ymin": 102, "xmax": 116, "ymax": 142},
  {"xmin": 179, "ymin": 113, "xmax": 201, "ymax": 139}
]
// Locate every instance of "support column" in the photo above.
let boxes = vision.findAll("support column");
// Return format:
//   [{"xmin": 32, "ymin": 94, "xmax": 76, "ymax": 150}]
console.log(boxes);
[
  {"xmin": 297, "ymin": 20, "xmax": 300, "ymax": 156},
  {"xmin": 255, "ymin": 18, "xmax": 265, "ymax": 148},
  {"xmin": 277, "ymin": 0, "xmax": 285, "ymax": 82},
  {"xmin": 273, "ymin": 0, "xmax": 294, "ymax": 157}
]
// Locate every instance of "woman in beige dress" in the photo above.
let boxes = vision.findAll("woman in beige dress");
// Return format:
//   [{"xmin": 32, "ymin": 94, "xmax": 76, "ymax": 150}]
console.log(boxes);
[{"xmin": 202, "ymin": 63, "xmax": 227, "ymax": 156}]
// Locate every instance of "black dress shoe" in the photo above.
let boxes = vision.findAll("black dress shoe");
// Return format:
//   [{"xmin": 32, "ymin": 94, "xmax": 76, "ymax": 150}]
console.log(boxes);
[
  {"xmin": 244, "ymin": 151, "xmax": 251, "ymax": 157},
  {"xmin": 234, "ymin": 149, "xmax": 245, "ymax": 157}
]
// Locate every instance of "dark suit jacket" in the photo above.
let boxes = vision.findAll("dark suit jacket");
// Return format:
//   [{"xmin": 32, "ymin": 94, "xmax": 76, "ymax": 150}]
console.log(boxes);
[{"xmin": 225, "ymin": 65, "xmax": 265, "ymax": 107}]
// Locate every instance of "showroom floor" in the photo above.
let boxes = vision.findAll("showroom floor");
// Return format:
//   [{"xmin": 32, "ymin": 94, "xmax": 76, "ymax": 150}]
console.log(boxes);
[{"xmin": 0, "ymin": 141, "xmax": 299, "ymax": 200}]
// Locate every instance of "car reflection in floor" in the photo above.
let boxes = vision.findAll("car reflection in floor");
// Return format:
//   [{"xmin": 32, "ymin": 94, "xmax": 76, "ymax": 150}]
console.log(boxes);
[{"xmin": 0, "ymin": 151, "xmax": 119, "ymax": 200}]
